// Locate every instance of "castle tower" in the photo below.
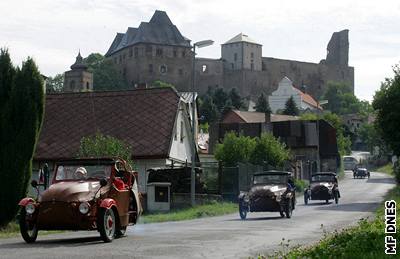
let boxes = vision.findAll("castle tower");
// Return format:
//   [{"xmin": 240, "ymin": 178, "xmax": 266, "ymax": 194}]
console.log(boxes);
[
  {"xmin": 325, "ymin": 29, "xmax": 349, "ymax": 66},
  {"xmin": 63, "ymin": 52, "xmax": 93, "ymax": 92},
  {"xmin": 221, "ymin": 33, "xmax": 262, "ymax": 71}
]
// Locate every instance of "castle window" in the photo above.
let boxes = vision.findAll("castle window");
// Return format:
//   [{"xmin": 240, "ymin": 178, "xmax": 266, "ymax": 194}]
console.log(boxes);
[
  {"xmin": 234, "ymin": 53, "xmax": 237, "ymax": 61},
  {"xmin": 123, "ymin": 67, "xmax": 127, "ymax": 78},
  {"xmin": 70, "ymin": 80, "xmax": 75, "ymax": 91},
  {"xmin": 119, "ymin": 55, "xmax": 122, "ymax": 63},
  {"xmin": 123, "ymin": 54, "xmax": 126, "ymax": 60},
  {"xmin": 262, "ymin": 62, "xmax": 266, "ymax": 71},
  {"xmin": 251, "ymin": 52, "xmax": 254, "ymax": 58},
  {"xmin": 251, "ymin": 61, "xmax": 254, "ymax": 70},
  {"xmin": 178, "ymin": 68, "xmax": 183, "ymax": 76},
  {"xmin": 160, "ymin": 65, "xmax": 167, "ymax": 74},
  {"xmin": 148, "ymin": 64, "xmax": 153, "ymax": 73},
  {"xmin": 173, "ymin": 50, "xmax": 177, "ymax": 57},
  {"xmin": 129, "ymin": 48, "xmax": 133, "ymax": 57},
  {"xmin": 202, "ymin": 65, "xmax": 208, "ymax": 73},
  {"xmin": 156, "ymin": 48, "xmax": 163, "ymax": 57},
  {"xmin": 114, "ymin": 57, "xmax": 117, "ymax": 64},
  {"xmin": 146, "ymin": 45, "xmax": 152, "ymax": 56},
  {"xmin": 182, "ymin": 50, "xmax": 186, "ymax": 57},
  {"xmin": 231, "ymin": 63, "xmax": 234, "ymax": 69},
  {"xmin": 134, "ymin": 47, "xmax": 138, "ymax": 58}
]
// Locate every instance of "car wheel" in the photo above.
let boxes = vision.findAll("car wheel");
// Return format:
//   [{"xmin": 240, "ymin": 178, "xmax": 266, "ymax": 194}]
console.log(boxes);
[
  {"xmin": 239, "ymin": 203, "xmax": 247, "ymax": 220},
  {"xmin": 115, "ymin": 226, "xmax": 127, "ymax": 238},
  {"xmin": 19, "ymin": 209, "xmax": 38, "ymax": 243},
  {"xmin": 304, "ymin": 193, "xmax": 308, "ymax": 205},
  {"xmin": 285, "ymin": 200, "xmax": 293, "ymax": 218},
  {"xmin": 98, "ymin": 208, "xmax": 116, "ymax": 242},
  {"xmin": 279, "ymin": 210, "xmax": 285, "ymax": 218}
]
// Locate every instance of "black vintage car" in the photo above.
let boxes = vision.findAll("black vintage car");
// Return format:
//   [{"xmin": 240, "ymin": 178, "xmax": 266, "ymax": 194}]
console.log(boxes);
[
  {"xmin": 353, "ymin": 167, "xmax": 370, "ymax": 179},
  {"xmin": 238, "ymin": 171, "xmax": 296, "ymax": 219},
  {"xmin": 304, "ymin": 172, "xmax": 340, "ymax": 205}
]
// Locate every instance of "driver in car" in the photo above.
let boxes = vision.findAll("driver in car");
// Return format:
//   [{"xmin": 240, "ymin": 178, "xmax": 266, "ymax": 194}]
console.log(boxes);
[{"xmin": 74, "ymin": 167, "xmax": 87, "ymax": 180}]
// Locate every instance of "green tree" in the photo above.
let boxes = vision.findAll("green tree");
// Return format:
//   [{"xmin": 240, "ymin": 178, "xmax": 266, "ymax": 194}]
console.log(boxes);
[
  {"xmin": 46, "ymin": 73, "xmax": 64, "ymax": 93},
  {"xmin": 322, "ymin": 82, "xmax": 364, "ymax": 115},
  {"xmin": 78, "ymin": 132, "xmax": 133, "ymax": 166},
  {"xmin": 84, "ymin": 53, "xmax": 128, "ymax": 90},
  {"xmin": 0, "ymin": 49, "xmax": 45, "ymax": 227},
  {"xmin": 213, "ymin": 87, "xmax": 229, "ymax": 113},
  {"xmin": 250, "ymin": 133, "xmax": 290, "ymax": 168},
  {"xmin": 198, "ymin": 95, "xmax": 218, "ymax": 124},
  {"xmin": 373, "ymin": 64, "xmax": 400, "ymax": 158},
  {"xmin": 283, "ymin": 96, "xmax": 299, "ymax": 116},
  {"xmin": 152, "ymin": 80, "xmax": 175, "ymax": 89},
  {"xmin": 229, "ymin": 88, "xmax": 243, "ymax": 109},
  {"xmin": 214, "ymin": 132, "xmax": 256, "ymax": 166},
  {"xmin": 254, "ymin": 93, "xmax": 271, "ymax": 114}
]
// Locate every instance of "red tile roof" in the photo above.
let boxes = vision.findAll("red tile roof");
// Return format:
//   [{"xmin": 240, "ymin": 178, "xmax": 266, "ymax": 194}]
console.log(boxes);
[
  {"xmin": 293, "ymin": 88, "xmax": 322, "ymax": 109},
  {"xmin": 35, "ymin": 88, "xmax": 180, "ymax": 161}
]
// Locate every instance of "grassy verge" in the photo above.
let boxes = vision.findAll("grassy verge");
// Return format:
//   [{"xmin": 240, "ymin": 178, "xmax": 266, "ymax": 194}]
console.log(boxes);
[
  {"xmin": 140, "ymin": 202, "xmax": 237, "ymax": 224},
  {"xmin": 375, "ymin": 163, "xmax": 393, "ymax": 175},
  {"xmin": 0, "ymin": 221, "xmax": 63, "ymax": 239},
  {"xmin": 260, "ymin": 186, "xmax": 400, "ymax": 258}
]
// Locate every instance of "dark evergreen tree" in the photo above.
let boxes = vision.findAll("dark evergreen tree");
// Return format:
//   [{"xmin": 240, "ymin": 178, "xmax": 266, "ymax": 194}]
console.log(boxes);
[
  {"xmin": 254, "ymin": 93, "xmax": 271, "ymax": 114},
  {"xmin": 0, "ymin": 50, "xmax": 45, "ymax": 227},
  {"xmin": 222, "ymin": 99, "xmax": 233, "ymax": 117},
  {"xmin": 283, "ymin": 96, "xmax": 299, "ymax": 116},
  {"xmin": 213, "ymin": 87, "xmax": 228, "ymax": 113},
  {"xmin": 229, "ymin": 88, "xmax": 243, "ymax": 109},
  {"xmin": 199, "ymin": 95, "xmax": 218, "ymax": 124}
]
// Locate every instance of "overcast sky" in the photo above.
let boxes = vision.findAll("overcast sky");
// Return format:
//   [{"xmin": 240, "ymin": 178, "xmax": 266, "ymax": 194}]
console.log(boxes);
[{"xmin": 1, "ymin": 0, "xmax": 399, "ymax": 101}]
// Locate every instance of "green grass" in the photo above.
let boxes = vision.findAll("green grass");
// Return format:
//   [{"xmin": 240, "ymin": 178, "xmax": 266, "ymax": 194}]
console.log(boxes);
[
  {"xmin": 261, "ymin": 186, "xmax": 400, "ymax": 258},
  {"xmin": 139, "ymin": 202, "xmax": 237, "ymax": 224},
  {"xmin": 0, "ymin": 221, "xmax": 64, "ymax": 239},
  {"xmin": 375, "ymin": 163, "xmax": 393, "ymax": 175}
]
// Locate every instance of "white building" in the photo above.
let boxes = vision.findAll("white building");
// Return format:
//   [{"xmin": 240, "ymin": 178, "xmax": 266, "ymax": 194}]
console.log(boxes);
[{"xmin": 268, "ymin": 77, "xmax": 322, "ymax": 113}]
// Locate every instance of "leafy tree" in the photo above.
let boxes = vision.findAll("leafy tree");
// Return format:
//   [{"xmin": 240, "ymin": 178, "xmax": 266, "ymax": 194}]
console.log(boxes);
[
  {"xmin": 46, "ymin": 73, "xmax": 64, "ymax": 93},
  {"xmin": 152, "ymin": 80, "xmax": 175, "ymax": 89},
  {"xmin": 229, "ymin": 88, "xmax": 243, "ymax": 109},
  {"xmin": 214, "ymin": 132, "xmax": 256, "ymax": 166},
  {"xmin": 300, "ymin": 113, "xmax": 318, "ymax": 120},
  {"xmin": 254, "ymin": 93, "xmax": 271, "ymax": 114},
  {"xmin": 283, "ymin": 96, "xmax": 299, "ymax": 116},
  {"xmin": 222, "ymin": 99, "xmax": 233, "ymax": 117},
  {"xmin": 373, "ymin": 64, "xmax": 400, "ymax": 158},
  {"xmin": 198, "ymin": 95, "xmax": 218, "ymax": 124},
  {"xmin": 78, "ymin": 132, "xmax": 133, "ymax": 166},
  {"xmin": 250, "ymin": 133, "xmax": 290, "ymax": 168},
  {"xmin": 213, "ymin": 87, "xmax": 229, "ymax": 113},
  {"xmin": 0, "ymin": 49, "xmax": 45, "ymax": 227},
  {"xmin": 84, "ymin": 53, "xmax": 128, "ymax": 90}
]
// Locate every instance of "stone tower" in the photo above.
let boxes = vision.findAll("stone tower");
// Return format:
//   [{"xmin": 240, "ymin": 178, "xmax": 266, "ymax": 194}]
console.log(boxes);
[
  {"xmin": 63, "ymin": 52, "xmax": 93, "ymax": 92},
  {"xmin": 221, "ymin": 33, "xmax": 262, "ymax": 71},
  {"xmin": 325, "ymin": 29, "xmax": 349, "ymax": 66}
]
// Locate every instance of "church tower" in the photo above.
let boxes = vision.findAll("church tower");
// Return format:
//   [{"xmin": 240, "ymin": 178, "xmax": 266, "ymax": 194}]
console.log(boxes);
[{"xmin": 63, "ymin": 52, "xmax": 93, "ymax": 92}]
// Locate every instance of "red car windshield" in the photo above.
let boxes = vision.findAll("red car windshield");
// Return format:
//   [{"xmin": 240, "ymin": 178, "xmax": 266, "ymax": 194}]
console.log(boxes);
[{"xmin": 54, "ymin": 165, "xmax": 112, "ymax": 181}]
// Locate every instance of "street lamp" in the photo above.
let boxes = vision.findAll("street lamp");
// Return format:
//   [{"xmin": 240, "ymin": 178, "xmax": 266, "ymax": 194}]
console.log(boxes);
[{"xmin": 191, "ymin": 39, "xmax": 214, "ymax": 206}]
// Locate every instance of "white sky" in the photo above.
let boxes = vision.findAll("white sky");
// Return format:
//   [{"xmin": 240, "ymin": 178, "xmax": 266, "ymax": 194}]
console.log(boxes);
[{"xmin": 1, "ymin": 0, "xmax": 399, "ymax": 101}]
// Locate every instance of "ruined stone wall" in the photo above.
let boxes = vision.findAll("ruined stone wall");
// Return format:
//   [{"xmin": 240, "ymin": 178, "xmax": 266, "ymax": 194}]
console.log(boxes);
[{"xmin": 194, "ymin": 58, "xmax": 224, "ymax": 95}]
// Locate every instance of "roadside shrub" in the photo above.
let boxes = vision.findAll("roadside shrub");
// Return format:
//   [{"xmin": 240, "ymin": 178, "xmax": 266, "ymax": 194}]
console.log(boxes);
[{"xmin": 294, "ymin": 179, "xmax": 307, "ymax": 193}]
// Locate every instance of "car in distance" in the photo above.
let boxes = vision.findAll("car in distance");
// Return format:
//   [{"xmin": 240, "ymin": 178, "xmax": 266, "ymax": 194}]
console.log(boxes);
[
  {"xmin": 353, "ymin": 167, "xmax": 370, "ymax": 179},
  {"xmin": 238, "ymin": 171, "xmax": 296, "ymax": 219},
  {"xmin": 304, "ymin": 172, "xmax": 340, "ymax": 205},
  {"xmin": 18, "ymin": 158, "xmax": 142, "ymax": 243}
]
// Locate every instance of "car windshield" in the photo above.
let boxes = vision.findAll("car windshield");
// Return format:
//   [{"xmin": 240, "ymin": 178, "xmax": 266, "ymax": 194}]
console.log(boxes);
[
  {"xmin": 357, "ymin": 168, "xmax": 367, "ymax": 172},
  {"xmin": 311, "ymin": 174, "xmax": 335, "ymax": 182},
  {"xmin": 54, "ymin": 164, "xmax": 112, "ymax": 181},
  {"xmin": 253, "ymin": 174, "xmax": 288, "ymax": 185}
]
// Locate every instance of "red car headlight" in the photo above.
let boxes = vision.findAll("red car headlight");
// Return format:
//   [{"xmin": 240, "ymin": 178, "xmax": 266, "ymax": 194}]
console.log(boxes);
[
  {"xmin": 25, "ymin": 203, "xmax": 35, "ymax": 214},
  {"xmin": 79, "ymin": 202, "xmax": 90, "ymax": 214}
]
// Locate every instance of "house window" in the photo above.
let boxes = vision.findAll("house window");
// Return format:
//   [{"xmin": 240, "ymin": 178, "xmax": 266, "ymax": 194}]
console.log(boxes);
[
  {"xmin": 160, "ymin": 65, "xmax": 167, "ymax": 74},
  {"xmin": 234, "ymin": 53, "xmax": 237, "ymax": 61},
  {"xmin": 148, "ymin": 64, "xmax": 153, "ymax": 73},
  {"xmin": 129, "ymin": 48, "xmax": 133, "ymax": 57},
  {"xmin": 180, "ymin": 121, "xmax": 184, "ymax": 142},
  {"xmin": 178, "ymin": 68, "xmax": 183, "ymax": 76},
  {"xmin": 262, "ymin": 62, "xmax": 266, "ymax": 71},
  {"xmin": 119, "ymin": 55, "xmax": 122, "ymax": 63},
  {"xmin": 134, "ymin": 47, "xmax": 138, "ymax": 58},
  {"xmin": 155, "ymin": 186, "xmax": 169, "ymax": 202},
  {"xmin": 156, "ymin": 48, "xmax": 163, "ymax": 56},
  {"xmin": 123, "ymin": 54, "xmax": 126, "ymax": 60}
]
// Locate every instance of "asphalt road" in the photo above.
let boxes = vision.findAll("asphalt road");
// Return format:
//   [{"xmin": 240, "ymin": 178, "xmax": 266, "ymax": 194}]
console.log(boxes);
[{"xmin": 0, "ymin": 171, "xmax": 395, "ymax": 259}]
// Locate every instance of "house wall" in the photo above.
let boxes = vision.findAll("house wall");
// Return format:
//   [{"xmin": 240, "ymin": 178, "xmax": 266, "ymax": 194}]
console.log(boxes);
[
  {"xmin": 269, "ymin": 79, "xmax": 302, "ymax": 113},
  {"xmin": 134, "ymin": 159, "xmax": 168, "ymax": 193}
]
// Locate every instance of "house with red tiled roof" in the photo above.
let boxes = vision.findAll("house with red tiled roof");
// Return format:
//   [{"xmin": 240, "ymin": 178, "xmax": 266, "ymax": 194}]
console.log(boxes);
[
  {"xmin": 34, "ymin": 87, "xmax": 198, "ymax": 192},
  {"xmin": 268, "ymin": 77, "xmax": 323, "ymax": 113}
]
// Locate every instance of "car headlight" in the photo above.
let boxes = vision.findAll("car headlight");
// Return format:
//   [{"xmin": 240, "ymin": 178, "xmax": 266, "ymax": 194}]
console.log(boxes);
[
  {"xmin": 25, "ymin": 203, "xmax": 35, "ymax": 214},
  {"xmin": 275, "ymin": 195, "xmax": 281, "ymax": 202},
  {"xmin": 79, "ymin": 202, "xmax": 90, "ymax": 214}
]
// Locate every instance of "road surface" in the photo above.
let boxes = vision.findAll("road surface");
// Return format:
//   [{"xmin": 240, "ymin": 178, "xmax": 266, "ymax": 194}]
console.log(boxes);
[{"xmin": 0, "ymin": 171, "xmax": 395, "ymax": 259}]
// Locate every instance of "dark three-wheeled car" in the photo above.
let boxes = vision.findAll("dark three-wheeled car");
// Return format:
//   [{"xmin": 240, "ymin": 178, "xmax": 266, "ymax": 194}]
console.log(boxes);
[
  {"xmin": 353, "ymin": 167, "xmax": 370, "ymax": 179},
  {"xmin": 238, "ymin": 171, "xmax": 296, "ymax": 219},
  {"xmin": 304, "ymin": 172, "xmax": 340, "ymax": 205},
  {"xmin": 18, "ymin": 158, "xmax": 142, "ymax": 243}
]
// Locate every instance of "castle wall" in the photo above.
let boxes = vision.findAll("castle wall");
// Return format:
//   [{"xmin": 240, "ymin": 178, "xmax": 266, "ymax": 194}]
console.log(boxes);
[
  {"xmin": 109, "ymin": 43, "xmax": 193, "ymax": 91},
  {"xmin": 194, "ymin": 58, "xmax": 224, "ymax": 95}
]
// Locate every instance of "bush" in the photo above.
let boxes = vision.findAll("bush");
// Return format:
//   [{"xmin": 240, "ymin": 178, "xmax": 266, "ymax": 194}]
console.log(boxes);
[
  {"xmin": 214, "ymin": 132, "xmax": 256, "ymax": 166},
  {"xmin": 250, "ymin": 133, "xmax": 290, "ymax": 168},
  {"xmin": 294, "ymin": 179, "xmax": 308, "ymax": 192}
]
